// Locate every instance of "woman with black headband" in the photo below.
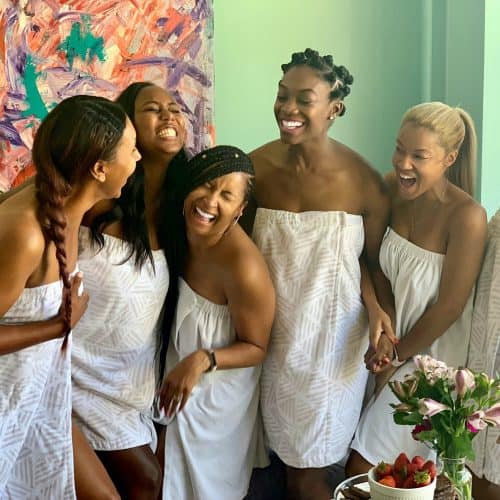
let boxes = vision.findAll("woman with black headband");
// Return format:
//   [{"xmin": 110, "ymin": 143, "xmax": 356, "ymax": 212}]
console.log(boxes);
[{"xmin": 156, "ymin": 145, "xmax": 275, "ymax": 499}]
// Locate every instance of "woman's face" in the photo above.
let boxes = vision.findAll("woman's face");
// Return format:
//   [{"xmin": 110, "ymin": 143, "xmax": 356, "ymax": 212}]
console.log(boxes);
[
  {"xmin": 274, "ymin": 65, "xmax": 337, "ymax": 145},
  {"xmin": 133, "ymin": 85, "xmax": 186, "ymax": 160},
  {"xmin": 101, "ymin": 118, "xmax": 141, "ymax": 198},
  {"xmin": 183, "ymin": 172, "xmax": 249, "ymax": 237},
  {"xmin": 392, "ymin": 123, "xmax": 455, "ymax": 199}
]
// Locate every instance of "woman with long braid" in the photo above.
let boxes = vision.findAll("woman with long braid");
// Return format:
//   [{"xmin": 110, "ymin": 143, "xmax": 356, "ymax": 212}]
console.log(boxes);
[
  {"xmin": 0, "ymin": 95, "xmax": 139, "ymax": 498},
  {"xmin": 244, "ymin": 48, "xmax": 393, "ymax": 499}
]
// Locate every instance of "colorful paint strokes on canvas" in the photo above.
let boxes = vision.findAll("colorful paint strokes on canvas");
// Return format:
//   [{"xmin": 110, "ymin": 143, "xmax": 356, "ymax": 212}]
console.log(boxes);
[{"xmin": 0, "ymin": 0, "xmax": 214, "ymax": 191}]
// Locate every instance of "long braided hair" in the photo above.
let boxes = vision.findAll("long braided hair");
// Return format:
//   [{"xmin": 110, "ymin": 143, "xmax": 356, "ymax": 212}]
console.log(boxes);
[
  {"xmin": 32, "ymin": 95, "xmax": 127, "ymax": 346},
  {"xmin": 281, "ymin": 48, "xmax": 354, "ymax": 115}
]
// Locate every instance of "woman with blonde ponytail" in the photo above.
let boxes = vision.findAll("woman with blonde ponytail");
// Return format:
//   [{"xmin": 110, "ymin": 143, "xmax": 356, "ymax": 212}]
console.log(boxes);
[
  {"xmin": 347, "ymin": 102, "xmax": 487, "ymax": 475},
  {"xmin": 0, "ymin": 95, "xmax": 139, "ymax": 498}
]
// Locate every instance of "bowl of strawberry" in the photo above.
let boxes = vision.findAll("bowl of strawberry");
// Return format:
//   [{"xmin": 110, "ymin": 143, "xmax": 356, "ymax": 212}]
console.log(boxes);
[{"xmin": 367, "ymin": 453, "xmax": 437, "ymax": 500}]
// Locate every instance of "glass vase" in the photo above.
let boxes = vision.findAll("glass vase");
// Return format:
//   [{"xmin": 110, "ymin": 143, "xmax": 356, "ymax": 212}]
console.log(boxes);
[{"xmin": 438, "ymin": 456, "xmax": 472, "ymax": 500}]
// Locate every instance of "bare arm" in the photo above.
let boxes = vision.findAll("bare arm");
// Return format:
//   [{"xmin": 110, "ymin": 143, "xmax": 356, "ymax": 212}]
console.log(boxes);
[
  {"xmin": 362, "ymin": 170, "xmax": 396, "ymax": 348},
  {"xmin": 211, "ymin": 248, "xmax": 275, "ymax": 368},
  {"xmin": 0, "ymin": 218, "xmax": 88, "ymax": 354},
  {"xmin": 395, "ymin": 203, "xmax": 487, "ymax": 360},
  {"xmin": 158, "ymin": 245, "xmax": 275, "ymax": 414},
  {"xmin": 370, "ymin": 202, "xmax": 487, "ymax": 367}
]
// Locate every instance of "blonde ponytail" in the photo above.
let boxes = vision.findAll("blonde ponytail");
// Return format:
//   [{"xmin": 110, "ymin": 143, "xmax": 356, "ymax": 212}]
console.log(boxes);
[{"xmin": 401, "ymin": 102, "xmax": 477, "ymax": 196}]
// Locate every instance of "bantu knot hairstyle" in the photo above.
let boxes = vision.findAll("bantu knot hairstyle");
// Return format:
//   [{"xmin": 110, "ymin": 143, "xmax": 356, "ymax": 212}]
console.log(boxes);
[{"xmin": 281, "ymin": 48, "xmax": 353, "ymax": 116}]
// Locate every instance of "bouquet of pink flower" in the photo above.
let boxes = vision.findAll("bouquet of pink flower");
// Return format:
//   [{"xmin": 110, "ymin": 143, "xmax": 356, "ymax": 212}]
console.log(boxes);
[{"xmin": 389, "ymin": 355, "xmax": 500, "ymax": 460}]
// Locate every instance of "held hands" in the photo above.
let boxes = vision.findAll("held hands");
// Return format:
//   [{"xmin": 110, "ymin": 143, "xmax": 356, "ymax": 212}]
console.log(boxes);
[
  {"xmin": 158, "ymin": 350, "xmax": 210, "ymax": 417},
  {"xmin": 367, "ymin": 303, "xmax": 397, "ymax": 349},
  {"xmin": 364, "ymin": 332, "xmax": 395, "ymax": 374}
]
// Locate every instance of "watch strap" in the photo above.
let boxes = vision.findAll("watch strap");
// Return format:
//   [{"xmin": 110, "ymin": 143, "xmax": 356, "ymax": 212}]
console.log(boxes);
[{"xmin": 204, "ymin": 349, "xmax": 217, "ymax": 372}]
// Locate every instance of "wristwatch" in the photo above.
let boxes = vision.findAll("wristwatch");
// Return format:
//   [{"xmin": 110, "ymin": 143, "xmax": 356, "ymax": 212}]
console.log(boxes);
[
  {"xmin": 391, "ymin": 344, "xmax": 405, "ymax": 367},
  {"xmin": 204, "ymin": 349, "xmax": 217, "ymax": 372}
]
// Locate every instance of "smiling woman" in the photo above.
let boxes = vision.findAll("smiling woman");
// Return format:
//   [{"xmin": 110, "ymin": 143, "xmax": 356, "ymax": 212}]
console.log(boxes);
[
  {"xmin": 347, "ymin": 102, "xmax": 487, "ymax": 478},
  {"xmin": 155, "ymin": 145, "xmax": 275, "ymax": 500},
  {"xmin": 0, "ymin": 95, "xmax": 136, "ymax": 499},
  {"xmin": 70, "ymin": 82, "xmax": 188, "ymax": 500},
  {"xmin": 243, "ymin": 48, "xmax": 393, "ymax": 500}
]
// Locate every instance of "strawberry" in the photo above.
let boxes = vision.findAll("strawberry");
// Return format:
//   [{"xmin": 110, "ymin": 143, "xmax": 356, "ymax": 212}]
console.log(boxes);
[
  {"xmin": 406, "ymin": 463, "xmax": 419, "ymax": 475},
  {"xmin": 422, "ymin": 460, "xmax": 437, "ymax": 480},
  {"xmin": 394, "ymin": 452, "xmax": 410, "ymax": 476},
  {"xmin": 411, "ymin": 455, "xmax": 426, "ymax": 470},
  {"xmin": 403, "ymin": 474, "xmax": 415, "ymax": 489},
  {"xmin": 413, "ymin": 470, "xmax": 432, "ymax": 487},
  {"xmin": 394, "ymin": 472, "xmax": 405, "ymax": 488},
  {"xmin": 375, "ymin": 461, "xmax": 393, "ymax": 478},
  {"xmin": 379, "ymin": 475, "xmax": 397, "ymax": 488}
]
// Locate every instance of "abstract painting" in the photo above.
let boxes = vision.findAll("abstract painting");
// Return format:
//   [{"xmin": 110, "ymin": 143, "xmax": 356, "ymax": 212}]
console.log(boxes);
[{"xmin": 0, "ymin": 0, "xmax": 214, "ymax": 192}]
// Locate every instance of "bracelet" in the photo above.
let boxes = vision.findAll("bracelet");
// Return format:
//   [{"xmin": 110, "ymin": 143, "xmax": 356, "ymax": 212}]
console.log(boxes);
[
  {"xmin": 391, "ymin": 343, "xmax": 405, "ymax": 367},
  {"xmin": 204, "ymin": 349, "xmax": 217, "ymax": 372}
]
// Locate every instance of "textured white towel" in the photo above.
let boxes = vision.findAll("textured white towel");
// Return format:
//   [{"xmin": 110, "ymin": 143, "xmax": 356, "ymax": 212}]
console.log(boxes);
[
  {"xmin": 352, "ymin": 228, "xmax": 473, "ymax": 465},
  {"xmin": 0, "ymin": 282, "xmax": 75, "ymax": 499},
  {"xmin": 72, "ymin": 227, "xmax": 168, "ymax": 451},
  {"xmin": 253, "ymin": 208, "xmax": 369, "ymax": 468},
  {"xmin": 468, "ymin": 210, "xmax": 500, "ymax": 485},
  {"xmin": 161, "ymin": 279, "xmax": 267, "ymax": 500}
]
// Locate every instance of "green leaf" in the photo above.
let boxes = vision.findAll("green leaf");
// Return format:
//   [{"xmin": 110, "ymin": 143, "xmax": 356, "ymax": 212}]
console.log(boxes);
[{"xmin": 393, "ymin": 411, "xmax": 423, "ymax": 426}]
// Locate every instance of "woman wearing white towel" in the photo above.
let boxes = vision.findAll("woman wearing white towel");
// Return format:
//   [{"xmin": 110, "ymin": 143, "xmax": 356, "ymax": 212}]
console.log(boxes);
[
  {"xmin": 156, "ymin": 145, "xmax": 275, "ymax": 500},
  {"xmin": 0, "ymin": 95, "xmax": 138, "ymax": 499},
  {"xmin": 347, "ymin": 102, "xmax": 487, "ymax": 475},
  {"xmin": 468, "ymin": 209, "xmax": 500, "ymax": 500},
  {"xmin": 71, "ymin": 82, "xmax": 187, "ymax": 499},
  {"xmin": 245, "ymin": 48, "xmax": 392, "ymax": 499}
]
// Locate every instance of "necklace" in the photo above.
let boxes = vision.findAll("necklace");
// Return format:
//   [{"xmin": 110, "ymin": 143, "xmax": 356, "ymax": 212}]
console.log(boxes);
[{"xmin": 409, "ymin": 180, "xmax": 449, "ymax": 242}]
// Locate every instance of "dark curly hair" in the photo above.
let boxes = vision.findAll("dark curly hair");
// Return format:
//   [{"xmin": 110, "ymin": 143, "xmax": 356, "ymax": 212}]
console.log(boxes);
[{"xmin": 281, "ymin": 48, "xmax": 353, "ymax": 116}]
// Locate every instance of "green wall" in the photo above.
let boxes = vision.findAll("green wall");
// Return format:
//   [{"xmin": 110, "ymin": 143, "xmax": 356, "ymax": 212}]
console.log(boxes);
[
  {"xmin": 214, "ymin": 0, "xmax": 424, "ymax": 173},
  {"xmin": 481, "ymin": 0, "xmax": 500, "ymax": 218},
  {"xmin": 214, "ymin": 0, "xmax": 498, "ymax": 216}
]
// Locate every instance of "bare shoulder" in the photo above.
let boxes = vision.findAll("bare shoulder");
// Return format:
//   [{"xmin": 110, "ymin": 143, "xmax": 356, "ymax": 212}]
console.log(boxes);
[
  {"xmin": 218, "ymin": 227, "xmax": 272, "ymax": 290},
  {"xmin": 249, "ymin": 141, "xmax": 283, "ymax": 175},
  {"xmin": 383, "ymin": 170, "xmax": 401, "ymax": 200},
  {"xmin": 0, "ymin": 208, "xmax": 45, "ymax": 266},
  {"xmin": 335, "ymin": 141, "xmax": 384, "ymax": 186},
  {"xmin": 249, "ymin": 140, "xmax": 281, "ymax": 161},
  {"xmin": 449, "ymin": 194, "xmax": 487, "ymax": 235}
]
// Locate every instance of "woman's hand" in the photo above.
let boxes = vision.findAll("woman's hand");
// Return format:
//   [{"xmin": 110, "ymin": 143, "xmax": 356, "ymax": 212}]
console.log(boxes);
[
  {"xmin": 158, "ymin": 350, "xmax": 209, "ymax": 417},
  {"xmin": 59, "ymin": 272, "xmax": 89, "ymax": 332},
  {"xmin": 365, "ymin": 333, "xmax": 394, "ymax": 373},
  {"xmin": 367, "ymin": 302, "xmax": 397, "ymax": 349}
]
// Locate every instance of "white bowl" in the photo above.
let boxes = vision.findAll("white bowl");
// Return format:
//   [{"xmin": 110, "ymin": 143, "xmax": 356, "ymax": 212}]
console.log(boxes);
[{"xmin": 368, "ymin": 467, "xmax": 436, "ymax": 500}]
